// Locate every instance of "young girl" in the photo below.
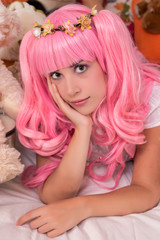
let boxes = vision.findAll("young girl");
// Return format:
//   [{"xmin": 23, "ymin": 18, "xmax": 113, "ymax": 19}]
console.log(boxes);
[{"xmin": 16, "ymin": 4, "xmax": 160, "ymax": 238}]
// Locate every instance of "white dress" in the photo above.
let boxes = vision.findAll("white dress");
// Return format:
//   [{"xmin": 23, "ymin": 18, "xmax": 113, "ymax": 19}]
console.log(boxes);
[{"xmin": 0, "ymin": 82, "xmax": 160, "ymax": 240}]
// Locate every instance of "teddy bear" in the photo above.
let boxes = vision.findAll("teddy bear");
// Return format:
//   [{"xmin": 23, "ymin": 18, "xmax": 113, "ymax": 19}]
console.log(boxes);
[
  {"xmin": 0, "ymin": 0, "xmax": 24, "ymax": 183},
  {"xmin": 0, "ymin": 0, "xmax": 46, "ymax": 184},
  {"xmin": 135, "ymin": 0, "xmax": 160, "ymax": 34},
  {"xmin": 132, "ymin": 0, "xmax": 160, "ymax": 64}
]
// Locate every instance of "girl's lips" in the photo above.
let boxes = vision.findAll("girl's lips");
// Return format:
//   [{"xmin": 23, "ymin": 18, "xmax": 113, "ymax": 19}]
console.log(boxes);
[{"xmin": 71, "ymin": 97, "xmax": 90, "ymax": 106}]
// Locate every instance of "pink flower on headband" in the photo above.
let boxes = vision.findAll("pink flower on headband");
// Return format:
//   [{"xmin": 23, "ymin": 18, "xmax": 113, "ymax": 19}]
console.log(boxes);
[
  {"xmin": 78, "ymin": 15, "xmax": 92, "ymax": 31},
  {"xmin": 63, "ymin": 20, "xmax": 75, "ymax": 36},
  {"xmin": 42, "ymin": 19, "xmax": 54, "ymax": 36}
]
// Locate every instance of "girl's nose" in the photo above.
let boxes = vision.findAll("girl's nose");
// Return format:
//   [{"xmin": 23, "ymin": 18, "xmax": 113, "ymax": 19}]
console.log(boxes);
[{"xmin": 65, "ymin": 77, "xmax": 81, "ymax": 97}]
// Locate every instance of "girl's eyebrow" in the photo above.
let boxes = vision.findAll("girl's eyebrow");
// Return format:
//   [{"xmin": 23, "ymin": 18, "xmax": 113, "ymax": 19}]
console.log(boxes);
[
  {"xmin": 50, "ymin": 60, "xmax": 84, "ymax": 74},
  {"xmin": 69, "ymin": 60, "xmax": 83, "ymax": 68}
]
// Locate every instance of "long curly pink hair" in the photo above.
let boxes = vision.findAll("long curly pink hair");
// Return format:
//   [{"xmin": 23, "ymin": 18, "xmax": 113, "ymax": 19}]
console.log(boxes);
[{"xmin": 17, "ymin": 4, "xmax": 160, "ymax": 189}]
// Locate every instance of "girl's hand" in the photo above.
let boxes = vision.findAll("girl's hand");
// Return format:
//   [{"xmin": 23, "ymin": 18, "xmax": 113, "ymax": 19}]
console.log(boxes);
[
  {"xmin": 16, "ymin": 197, "xmax": 89, "ymax": 238},
  {"xmin": 47, "ymin": 77, "xmax": 92, "ymax": 130}
]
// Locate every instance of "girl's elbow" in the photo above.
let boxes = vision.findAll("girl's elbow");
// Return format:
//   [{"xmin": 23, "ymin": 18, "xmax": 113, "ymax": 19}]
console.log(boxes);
[
  {"xmin": 37, "ymin": 187, "xmax": 58, "ymax": 204},
  {"xmin": 144, "ymin": 185, "xmax": 160, "ymax": 210},
  {"xmin": 151, "ymin": 189, "xmax": 160, "ymax": 207},
  {"xmin": 37, "ymin": 186, "xmax": 48, "ymax": 204}
]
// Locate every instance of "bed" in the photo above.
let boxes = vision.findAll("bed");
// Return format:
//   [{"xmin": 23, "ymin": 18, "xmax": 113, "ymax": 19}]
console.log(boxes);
[{"xmin": 0, "ymin": 132, "xmax": 160, "ymax": 240}]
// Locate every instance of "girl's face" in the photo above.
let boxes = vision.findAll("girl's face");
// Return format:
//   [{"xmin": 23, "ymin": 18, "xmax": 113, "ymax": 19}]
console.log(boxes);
[{"xmin": 48, "ymin": 60, "xmax": 106, "ymax": 115}]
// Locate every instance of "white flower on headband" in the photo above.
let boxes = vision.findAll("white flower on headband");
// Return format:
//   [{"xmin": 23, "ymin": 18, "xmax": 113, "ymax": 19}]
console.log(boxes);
[
  {"xmin": 33, "ymin": 27, "xmax": 41, "ymax": 38},
  {"xmin": 92, "ymin": 9, "xmax": 98, "ymax": 15},
  {"xmin": 91, "ymin": 5, "xmax": 98, "ymax": 15}
]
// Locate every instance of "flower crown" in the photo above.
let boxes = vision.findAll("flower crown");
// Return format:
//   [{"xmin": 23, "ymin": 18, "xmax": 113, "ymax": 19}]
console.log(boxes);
[{"xmin": 32, "ymin": 5, "xmax": 97, "ymax": 39}]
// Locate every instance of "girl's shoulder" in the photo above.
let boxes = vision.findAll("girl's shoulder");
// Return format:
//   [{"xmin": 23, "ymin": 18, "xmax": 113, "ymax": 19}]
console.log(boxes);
[{"xmin": 144, "ymin": 81, "xmax": 160, "ymax": 129}]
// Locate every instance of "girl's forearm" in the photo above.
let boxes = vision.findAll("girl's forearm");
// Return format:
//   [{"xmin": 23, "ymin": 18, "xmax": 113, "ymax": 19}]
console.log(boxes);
[
  {"xmin": 81, "ymin": 184, "xmax": 159, "ymax": 218},
  {"xmin": 39, "ymin": 126, "xmax": 92, "ymax": 203}
]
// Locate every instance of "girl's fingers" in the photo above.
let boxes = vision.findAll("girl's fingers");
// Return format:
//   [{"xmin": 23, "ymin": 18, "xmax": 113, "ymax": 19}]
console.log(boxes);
[
  {"xmin": 47, "ymin": 77, "xmax": 73, "ymax": 114},
  {"xmin": 16, "ymin": 207, "xmax": 43, "ymax": 226},
  {"xmin": 29, "ymin": 217, "xmax": 47, "ymax": 230},
  {"xmin": 46, "ymin": 76, "xmax": 92, "ymax": 127},
  {"xmin": 38, "ymin": 223, "xmax": 55, "ymax": 234},
  {"xmin": 47, "ymin": 229, "xmax": 63, "ymax": 238},
  {"xmin": 47, "ymin": 77, "xmax": 64, "ymax": 106}
]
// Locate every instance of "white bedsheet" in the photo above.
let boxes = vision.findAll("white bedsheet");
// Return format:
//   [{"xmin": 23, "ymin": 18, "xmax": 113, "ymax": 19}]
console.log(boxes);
[{"xmin": 0, "ymin": 137, "xmax": 160, "ymax": 240}]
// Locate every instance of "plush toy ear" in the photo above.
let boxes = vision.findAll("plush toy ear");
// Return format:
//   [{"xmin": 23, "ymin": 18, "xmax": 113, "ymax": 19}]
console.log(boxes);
[
  {"xmin": 135, "ymin": 0, "xmax": 148, "ymax": 18},
  {"xmin": 142, "ymin": 10, "xmax": 160, "ymax": 33},
  {"xmin": 157, "ymin": 1, "xmax": 160, "ymax": 12}
]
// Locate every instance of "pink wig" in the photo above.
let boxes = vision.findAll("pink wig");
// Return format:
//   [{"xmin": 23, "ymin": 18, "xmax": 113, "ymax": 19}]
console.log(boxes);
[{"xmin": 16, "ymin": 4, "xmax": 160, "ymax": 189}]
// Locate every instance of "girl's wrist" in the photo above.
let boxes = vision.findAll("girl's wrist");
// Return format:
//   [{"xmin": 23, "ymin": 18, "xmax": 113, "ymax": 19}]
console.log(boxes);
[
  {"xmin": 74, "ymin": 126, "xmax": 92, "ymax": 141},
  {"xmin": 75, "ymin": 117, "xmax": 93, "ymax": 134},
  {"xmin": 76, "ymin": 195, "xmax": 93, "ymax": 219}
]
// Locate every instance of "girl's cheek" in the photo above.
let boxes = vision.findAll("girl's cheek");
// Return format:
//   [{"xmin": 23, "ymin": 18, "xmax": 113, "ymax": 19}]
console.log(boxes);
[{"xmin": 56, "ymin": 85, "xmax": 64, "ymax": 98}]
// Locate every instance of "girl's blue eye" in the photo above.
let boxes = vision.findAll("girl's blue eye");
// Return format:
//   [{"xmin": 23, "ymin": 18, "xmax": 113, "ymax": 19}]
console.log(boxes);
[
  {"xmin": 75, "ymin": 64, "xmax": 87, "ymax": 73},
  {"xmin": 50, "ymin": 72, "xmax": 61, "ymax": 80}
]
